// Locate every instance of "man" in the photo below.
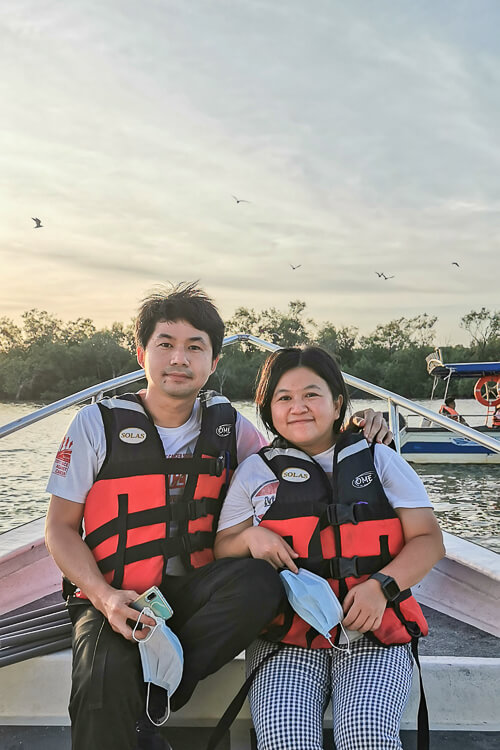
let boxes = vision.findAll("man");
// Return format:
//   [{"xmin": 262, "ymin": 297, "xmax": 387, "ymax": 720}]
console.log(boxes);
[
  {"xmin": 439, "ymin": 396, "xmax": 468, "ymax": 425},
  {"xmin": 45, "ymin": 282, "xmax": 391, "ymax": 750}
]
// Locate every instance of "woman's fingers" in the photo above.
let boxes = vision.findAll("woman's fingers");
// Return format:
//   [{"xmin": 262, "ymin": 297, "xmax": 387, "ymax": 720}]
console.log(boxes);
[
  {"xmin": 247, "ymin": 527, "xmax": 299, "ymax": 571},
  {"xmin": 276, "ymin": 550, "xmax": 299, "ymax": 573}
]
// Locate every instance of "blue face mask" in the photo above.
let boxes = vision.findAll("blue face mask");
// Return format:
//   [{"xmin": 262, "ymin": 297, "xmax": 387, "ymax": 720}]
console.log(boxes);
[
  {"xmin": 280, "ymin": 568, "xmax": 351, "ymax": 653},
  {"xmin": 133, "ymin": 608, "xmax": 184, "ymax": 726}
]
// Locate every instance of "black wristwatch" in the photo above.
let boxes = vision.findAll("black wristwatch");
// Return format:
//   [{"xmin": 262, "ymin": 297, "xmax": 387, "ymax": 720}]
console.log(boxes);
[{"xmin": 370, "ymin": 572, "xmax": 400, "ymax": 602}]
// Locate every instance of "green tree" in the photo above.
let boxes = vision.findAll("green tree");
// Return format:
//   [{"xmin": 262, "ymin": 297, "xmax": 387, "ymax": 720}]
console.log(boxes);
[
  {"xmin": 21, "ymin": 309, "xmax": 63, "ymax": 347},
  {"xmin": 0, "ymin": 317, "xmax": 23, "ymax": 354},
  {"xmin": 225, "ymin": 301, "xmax": 313, "ymax": 348},
  {"xmin": 460, "ymin": 308, "xmax": 500, "ymax": 357},
  {"xmin": 315, "ymin": 323, "xmax": 358, "ymax": 367},
  {"xmin": 60, "ymin": 318, "xmax": 97, "ymax": 345},
  {"xmin": 359, "ymin": 314, "xmax": 437, "ymax": 353}
]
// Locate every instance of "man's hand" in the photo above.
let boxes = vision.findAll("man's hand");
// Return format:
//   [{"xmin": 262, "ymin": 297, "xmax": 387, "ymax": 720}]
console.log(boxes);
[
  {"xmin": 348, "ymin": 408, "xmax": 393, "ymax": 445},
  {"xmin": 92, "ymin": 588, "xmax": 157, "ymax": 641},
  {"xmin": 242, "ymin": 526, "xmax": 299, "ymax": 572},
  {"xmin": 342, "ymin": 578, "xmax": 387, "ymax": 633}
]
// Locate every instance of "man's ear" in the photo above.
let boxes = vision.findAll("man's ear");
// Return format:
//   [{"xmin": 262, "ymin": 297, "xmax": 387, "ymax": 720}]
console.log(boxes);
[
  {"xmin": 137, "ymin": 347, "xmax": 145, "ymax": 368},
  {"xmin": 210, "ymin": 355, "xmax": 220, "ymax": 375}
]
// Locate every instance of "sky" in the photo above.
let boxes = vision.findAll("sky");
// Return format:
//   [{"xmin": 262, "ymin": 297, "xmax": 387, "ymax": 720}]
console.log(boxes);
[{"xmin": 1, "ymin": 0, "xmax": 499, "ymax": 345}]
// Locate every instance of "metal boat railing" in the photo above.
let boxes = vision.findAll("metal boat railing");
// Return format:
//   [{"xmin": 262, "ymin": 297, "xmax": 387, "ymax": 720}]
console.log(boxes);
[{"xmin": 1, "ymin": 334, "xmax": 500, "ymax": 455}]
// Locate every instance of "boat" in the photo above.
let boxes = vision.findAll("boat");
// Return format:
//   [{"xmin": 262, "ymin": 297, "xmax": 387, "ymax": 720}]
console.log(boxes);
[
  {"xmin": 399, "ymin": 349, "xmax": 500, "ymax": 464},
  {"xmin": 0, "ymin": 335, "xmax": 499, "ymax": 749}
]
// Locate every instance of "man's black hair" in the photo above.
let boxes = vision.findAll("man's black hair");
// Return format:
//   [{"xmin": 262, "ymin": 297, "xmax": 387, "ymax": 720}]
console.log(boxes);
[{"xmin": 135, "ymin": 281, "xmax": 224, "ymax": 360}]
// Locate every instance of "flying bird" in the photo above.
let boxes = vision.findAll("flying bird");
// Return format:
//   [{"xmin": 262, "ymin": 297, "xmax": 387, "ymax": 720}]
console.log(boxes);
[
  {"xmin": 376, "ymin": 272, "xmax": 394, "ymax": 280},
  {"xmin": 382, "ymin": 274, "xmax": 395, "ymax": 280},
  {"xmin": 232, "ymin": 195, "xmax": 251, "ymax": 204},
  {"xmin": 375, "ymin": 271, "xmax": 384, "ymax": 278},
  {"xmin": 32, "ymin": 217, "xmax": 43, "ymax": 228},
  {"xmin": 451, "ymin": 262, "xmax": 460, "ymax": 267},
  {"xmin": 289, "ymin": 263, "xmax": 301, "ymax": 270}
]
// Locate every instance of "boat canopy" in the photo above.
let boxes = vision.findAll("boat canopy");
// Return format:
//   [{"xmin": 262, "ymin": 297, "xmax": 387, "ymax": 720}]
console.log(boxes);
[
  {"xmin": 426, "ymin": 350, "xmax": 500, "ymax": 380},
  {"xmin": 430, "ymin": 362, "xmax": 500, "ymax": 379}
]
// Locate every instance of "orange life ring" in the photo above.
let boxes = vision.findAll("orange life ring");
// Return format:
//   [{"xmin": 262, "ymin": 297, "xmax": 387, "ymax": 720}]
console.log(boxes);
[{"xmin": 473, "ymin": 376, "xmax": 500, "ymax": 407}]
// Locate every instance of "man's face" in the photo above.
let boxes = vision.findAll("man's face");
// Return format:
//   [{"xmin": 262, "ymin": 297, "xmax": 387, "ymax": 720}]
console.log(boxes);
[{"xmin": 137, "ymin": 319, "xmax": 218, "ymax": 401}]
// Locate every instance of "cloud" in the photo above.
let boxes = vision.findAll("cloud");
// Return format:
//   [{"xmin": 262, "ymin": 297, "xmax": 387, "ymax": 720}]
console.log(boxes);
[{"xmin": 1, "ymin": 0, "xmax": 499, "ymax": 344}]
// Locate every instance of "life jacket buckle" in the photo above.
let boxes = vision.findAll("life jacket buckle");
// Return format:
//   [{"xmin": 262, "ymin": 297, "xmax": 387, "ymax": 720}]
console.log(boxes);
[
  {"xmin": 326, "ymin": 503, "xmax": 360, "ymax": 526},
  {"xmin": 328, "ymin": 555, "xmax": 360, "ymax": 579},
  {"xmin": 181, "ymin": 531, "xmax": 205, "ymax": 554},
  {"xmin": 187, "ymin": 499, "xmax": 207, "ymax": 520}
]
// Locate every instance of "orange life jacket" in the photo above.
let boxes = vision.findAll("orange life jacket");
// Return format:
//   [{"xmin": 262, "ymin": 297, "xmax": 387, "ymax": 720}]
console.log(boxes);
[
  {"xmin": 439, "ymin": 404, "xmax": 459, "ymax": 420},
  {"xmin": 77, "ymin": 392, "xmax": 237, "ymax": 597},
  {"xmin": 258, "ymin": 434, "xmax": 428, "ymax": 649}
]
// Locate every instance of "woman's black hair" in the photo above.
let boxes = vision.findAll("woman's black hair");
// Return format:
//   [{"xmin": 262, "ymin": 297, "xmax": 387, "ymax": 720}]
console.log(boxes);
[{"xmin": 255, "ymin": 346, "xmax": 350, "ymax": 438}]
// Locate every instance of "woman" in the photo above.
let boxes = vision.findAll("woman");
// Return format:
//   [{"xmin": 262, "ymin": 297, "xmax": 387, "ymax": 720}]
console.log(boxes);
[{"xmin": 214, "ymin": 347, "xmax": 444, "ymax": 750}]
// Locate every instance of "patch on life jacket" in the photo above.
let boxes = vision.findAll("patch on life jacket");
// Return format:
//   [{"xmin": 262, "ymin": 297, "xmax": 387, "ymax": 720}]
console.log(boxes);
[
  {"xmin": 216, "ymin": 423, "xmax": 232, "ymax": 438},
  {"xmin": 119, "ymin": 428, "xmax": 147, "ymax": 444},
  {"xmin": 352, "ymin": 471, "xmax": 375, "ymax": 489},
  {"xmin": 281, "ymin": 468, "xmax": 310, "ymax": 483}
]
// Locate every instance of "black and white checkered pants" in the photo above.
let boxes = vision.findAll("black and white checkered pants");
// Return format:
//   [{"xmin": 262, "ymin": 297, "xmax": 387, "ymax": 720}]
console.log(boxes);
[{"xmin": 247, "ymin": 636, "xmax": 414, "ymax": 750}]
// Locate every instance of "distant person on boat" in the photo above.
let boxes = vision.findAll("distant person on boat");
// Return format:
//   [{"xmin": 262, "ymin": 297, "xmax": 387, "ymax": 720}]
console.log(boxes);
[
  {"xmin": 439, "ymin": 396, "xmax": 469, "ymax": 425},
  {"xmin": 215, "ymin": 346, "xmax": 445, "ymax": 750},
  {"xmin": 492, "ymin": 405, "xmax": 500, "ymax": 429},
  {"xmin": 44, "ymin": 283, "xmax": 392, "ymax": 750}
]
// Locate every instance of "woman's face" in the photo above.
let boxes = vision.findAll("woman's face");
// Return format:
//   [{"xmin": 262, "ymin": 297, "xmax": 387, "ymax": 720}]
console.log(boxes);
[{"xmin": 270, "ymin": 366, "xmax": 343, "ymax": 456}]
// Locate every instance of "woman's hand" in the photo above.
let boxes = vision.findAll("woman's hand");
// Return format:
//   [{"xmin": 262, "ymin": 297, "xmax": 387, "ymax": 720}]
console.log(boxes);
[
  {"xmin": 243, "ymin": 526, "xmax": 299, "ymax": 572},
  {"xmin": 341, "ymin": 578, "xmax": 387, "ymax": 633}
]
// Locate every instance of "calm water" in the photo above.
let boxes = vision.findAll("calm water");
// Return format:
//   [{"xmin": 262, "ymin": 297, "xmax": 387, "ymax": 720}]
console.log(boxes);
[{"xmin": 0, "ymin": 399, "xmax": 498, "ymax": 553}]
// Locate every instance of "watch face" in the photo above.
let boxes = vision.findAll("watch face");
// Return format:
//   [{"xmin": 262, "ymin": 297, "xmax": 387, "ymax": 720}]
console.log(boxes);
[{"xmin": 384, "ymin": 578, "xmax": 400, "ymax": 600}]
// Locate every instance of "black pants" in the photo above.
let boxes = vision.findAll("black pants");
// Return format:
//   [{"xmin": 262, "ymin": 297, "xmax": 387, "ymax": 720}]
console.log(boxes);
[{"xmin": 68, "ymin": 558, "xmax": 284, "ymax": 750}]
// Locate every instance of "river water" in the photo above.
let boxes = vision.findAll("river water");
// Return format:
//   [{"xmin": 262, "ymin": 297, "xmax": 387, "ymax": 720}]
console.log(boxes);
[{"xmin": 0, "ymin": 399, "xmax": 498, "ymax": 553}]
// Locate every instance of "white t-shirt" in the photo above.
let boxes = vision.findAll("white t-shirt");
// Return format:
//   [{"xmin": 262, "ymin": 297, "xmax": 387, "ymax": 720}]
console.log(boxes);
[
  {"xmin": 47, "ymin": 397, "xmax": 267, "ymax": 575},
  {"xmin": 47, "ymin": 398, "xmax": 266, "ymax": 503},
  {"xmin": 218, "ymin": 442, "xmax": 432, "ymax": 532},
  {"xmin": 217, "ymin": 442, "xmax": 432, "ymax": 644}
]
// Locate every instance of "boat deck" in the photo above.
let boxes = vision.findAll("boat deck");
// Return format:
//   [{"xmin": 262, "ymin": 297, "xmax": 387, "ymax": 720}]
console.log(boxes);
[{"xmin": 1, "ymin": 595, "xmax": 498, "ymax": 749}]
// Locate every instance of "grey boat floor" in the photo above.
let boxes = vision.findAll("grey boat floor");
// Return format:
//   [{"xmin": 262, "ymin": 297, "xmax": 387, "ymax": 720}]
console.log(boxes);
[
  {"xmin": 1, "ymin": 595, "xmax": 498, "ymax": 749},
  {"xmin": 1, "ymin": 725, "xmax": 499, "ymax": 750}
]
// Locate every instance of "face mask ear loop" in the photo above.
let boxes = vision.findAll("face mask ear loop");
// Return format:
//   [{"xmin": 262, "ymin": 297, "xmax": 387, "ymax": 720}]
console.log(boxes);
[
  {"xmin": 145, "ymin": 683, "xmax": 171, "ymax": 727},
  {"xmin": 132, "ymin": 607, "xmax": 157, "ymax": 643},
  {"xmin": 326, "ymin": 624, "xmax": 352, "ymax": 656}
]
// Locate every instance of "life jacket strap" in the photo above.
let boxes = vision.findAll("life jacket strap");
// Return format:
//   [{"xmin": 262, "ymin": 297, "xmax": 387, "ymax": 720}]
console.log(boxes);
[
  {"xmin": 162, "ymin": 455, "xmax": 226, "ymax": 477},
  {"xmin": 96, "ymin": 531, "xmax": 214, "ymax": 574},
  {"xmin": 169, "ymin": 497, "xmax": 220, "ymax": 522},
  {"xmin": 325, "ymin": 501, "xmax": 370, "ymax": 526},
  {"xmin": 299, "ymin": 551, "xmax": 392, "ymax": 579},
  {"xmin": 85, "ymin": 506, "xmax": 171, "ymax": 550},
  {"xmin": 206, "ymin": 643, "xmax": 284, "ymax": 750},
  {"xmin": 411, "ymin": 637, "xmax": 430, "ymax": 750},
  {"xmin": 85, "ymin": 498, "xmax": 221, "ymax": 552}
]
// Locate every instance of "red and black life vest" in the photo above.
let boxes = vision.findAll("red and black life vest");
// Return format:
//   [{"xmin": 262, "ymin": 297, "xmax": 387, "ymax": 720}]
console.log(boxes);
[
  {"xmin": 79, "ymin": 392, "xmax": 237, "ymax": 597},
  {"xmin": 439, "ymin": 404, "xmax": 459, "ymax": 421},
  {"xmin": 258, "ymin": 433, "xmax": 428, "ymax": 649}
]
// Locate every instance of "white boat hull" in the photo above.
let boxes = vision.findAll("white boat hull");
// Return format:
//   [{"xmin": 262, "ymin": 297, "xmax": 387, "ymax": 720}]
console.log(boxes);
[{"xmin": 400, "ymin": 428, "xmax": 500, "ymax": 464}]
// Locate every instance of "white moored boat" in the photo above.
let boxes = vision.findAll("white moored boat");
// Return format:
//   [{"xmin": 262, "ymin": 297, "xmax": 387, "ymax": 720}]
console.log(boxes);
[
  {"xmin": 1, "ymin": 335, "xmax": 499, "ymax": 749},
  {"xmin": 400, "ymin": 350, "xmax": 500, "ymax": 464}
]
